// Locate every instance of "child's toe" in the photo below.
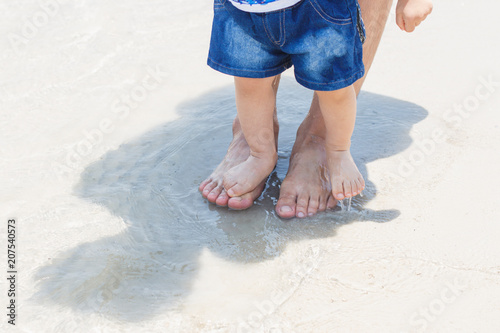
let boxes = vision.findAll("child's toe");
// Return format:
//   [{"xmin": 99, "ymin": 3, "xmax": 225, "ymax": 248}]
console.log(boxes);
[
  {"xmin": 332, "ymin": 178, "xmax": 345, "ymax": 200},
  {"xmin": 353, "ymin": 179, "xmax": 363, "ymax": 195},
  {"xmin": 226, "ymin": 183, "xmax": 248, "ymax": 197},
  {"xmin": 202, "ymin": 181, "xmax": 217, "ymax": 197},
  {"xmin": 359, "ymin": 177, "xmax": 365, "ymax": 190},
  {"xmin": 207, "ymin": 185, "xmax": 223, "ymax": 202},
  {"xmin": 343, "ymin": 180, "xmax": 353, "ymax": 198},
  {"xmin": 348, "ymin": 180, "xmax": 358, "ymax": 196},
  {"xmin": 215, "ymin": 189, "xmax": 229, "ymax": 206}
]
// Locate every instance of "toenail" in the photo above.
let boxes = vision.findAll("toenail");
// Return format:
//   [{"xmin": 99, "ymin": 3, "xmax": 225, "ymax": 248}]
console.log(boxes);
[
  {"xmin": 227, "ymin": 189, "xmax": 235, "ymax": 197},
  {"xmin": 297, "ymin": 212, "xmax": 305, "ymax": 218},
  {"xmin": 308, "ymin": 212, "xmax": 314, "ymax": 216},
  {"xmin": 280, "ymin": 206, "xmax": 292, "ymax": 212}
]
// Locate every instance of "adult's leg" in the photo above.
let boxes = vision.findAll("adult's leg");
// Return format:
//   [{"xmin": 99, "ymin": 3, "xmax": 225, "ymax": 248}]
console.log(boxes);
[{"xmin": 275, "ymin": 0, "xmax": 393, "ymax": 218}]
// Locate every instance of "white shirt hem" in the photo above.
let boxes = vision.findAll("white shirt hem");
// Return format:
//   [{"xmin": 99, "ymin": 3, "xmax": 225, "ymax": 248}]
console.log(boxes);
[{"xmin": 228, "ymin": 0, "xmax": 302, "ymax": 13}]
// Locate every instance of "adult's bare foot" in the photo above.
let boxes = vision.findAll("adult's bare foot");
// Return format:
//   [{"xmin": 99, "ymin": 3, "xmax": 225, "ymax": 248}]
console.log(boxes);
[
  {"xmin": 199, "ymin": 117, "xmax": 278, "ymax": 210},
  {"xmin": 276, "ymin": 120, "xmax": 338, "ymax": 219}
]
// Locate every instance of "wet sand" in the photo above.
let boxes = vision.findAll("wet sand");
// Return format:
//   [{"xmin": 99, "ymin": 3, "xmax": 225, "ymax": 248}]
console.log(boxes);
[{"xmin": 1, "ymin": 0, "xmax": 500, "ymax": 332}]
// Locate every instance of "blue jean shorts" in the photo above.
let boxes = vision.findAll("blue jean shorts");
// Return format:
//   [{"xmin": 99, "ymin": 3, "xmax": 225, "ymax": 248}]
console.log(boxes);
[{"xmin": 208, "ymin": 0, "xmax": 366, "ymax": 91}]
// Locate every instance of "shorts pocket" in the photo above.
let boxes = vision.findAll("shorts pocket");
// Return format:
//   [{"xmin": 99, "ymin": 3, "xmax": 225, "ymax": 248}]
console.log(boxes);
[{"xmin": 308, "ymin": 0, "xmax": 353, "ymax": 25}]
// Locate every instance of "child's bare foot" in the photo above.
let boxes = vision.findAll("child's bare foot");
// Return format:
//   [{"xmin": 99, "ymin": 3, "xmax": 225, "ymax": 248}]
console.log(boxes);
[
  {"xmin": 199, "ymin": 119, "xmax": 261, "ymax": 209},
  {"xmin": 199, "ymin": 117, "xmax": 278, "ymax": 209},
  {"xmin": 223, "ymin": 151, "xmax": 277, "ymax": 198},
  {"xmin": 327, "ymin": 149, "xmax": 365, "ymax": 200}
]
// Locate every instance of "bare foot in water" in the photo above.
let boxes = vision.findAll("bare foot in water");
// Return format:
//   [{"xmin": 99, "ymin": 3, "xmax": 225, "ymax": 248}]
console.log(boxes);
[
  {"xmin": 199, "ymin": 117, "xmax": 278, "ymax": 210},
  {"xmin": 327, "ymin": 149, "xmax": 365, "ymax": 201},
  {"xmin": 223, "ymin": 150, "xmax": 277, "ymax": 198},
  {"xmin": 276, "ymin": 122, "xmax": 338, "ymax": 219}
]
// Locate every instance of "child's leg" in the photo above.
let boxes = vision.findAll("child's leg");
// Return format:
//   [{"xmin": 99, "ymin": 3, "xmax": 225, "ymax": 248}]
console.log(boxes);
[
  {"xmin": 316, "ymin": 85, "xmax": 365, "ymax": 200},
  {"xmin": 223, "ymin": 76, "xmax": 279, "ymax": 198}
]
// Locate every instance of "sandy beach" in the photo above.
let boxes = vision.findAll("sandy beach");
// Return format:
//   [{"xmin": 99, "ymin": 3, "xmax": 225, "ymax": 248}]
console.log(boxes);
[{"xmin": 1, "ymin": 0, "xmax": 500, "ymax": 332}]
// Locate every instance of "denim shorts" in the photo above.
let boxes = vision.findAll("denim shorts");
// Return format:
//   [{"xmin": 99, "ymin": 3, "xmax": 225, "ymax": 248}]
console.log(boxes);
[{"xmin": 208, "ymin": 0, "xmax": 366, "ymax": 91}]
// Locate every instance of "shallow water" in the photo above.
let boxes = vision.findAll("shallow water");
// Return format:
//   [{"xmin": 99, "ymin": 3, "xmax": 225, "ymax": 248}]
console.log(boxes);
[
  {"xmin": 2, "ymin": 0, "xmax": 499, "ymax": 331},
  {"xmin": 31, "ymin": 79, "xmax": 427, "ymax": 325}
]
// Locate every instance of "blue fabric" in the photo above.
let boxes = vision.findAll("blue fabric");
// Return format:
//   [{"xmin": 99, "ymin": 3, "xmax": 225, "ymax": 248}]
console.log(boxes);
[{"xmin": 208, "ymin": 0, "xmax": 366, "ymax": 91}]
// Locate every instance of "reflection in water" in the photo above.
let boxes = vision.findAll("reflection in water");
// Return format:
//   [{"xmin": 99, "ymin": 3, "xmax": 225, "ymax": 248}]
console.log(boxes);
[{"xmin": 34, "ymin": 78, "xmax": 426, "ymax": 321}]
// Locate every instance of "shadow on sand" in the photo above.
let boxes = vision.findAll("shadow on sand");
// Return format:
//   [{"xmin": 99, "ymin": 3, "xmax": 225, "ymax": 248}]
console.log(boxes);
[{"xmin": 34, "ymin": 77, "xmax": 427, "ymax": 321}]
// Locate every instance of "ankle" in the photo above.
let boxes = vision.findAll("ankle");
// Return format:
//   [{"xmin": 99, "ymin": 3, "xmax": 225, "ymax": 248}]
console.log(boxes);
[
  {"xmin": 325, "ymin": 140, "xmax": 351, "ymax": 152},
  {"xmin": 250, "ymin": 149, "xmax": 277, "ymax": 163}
]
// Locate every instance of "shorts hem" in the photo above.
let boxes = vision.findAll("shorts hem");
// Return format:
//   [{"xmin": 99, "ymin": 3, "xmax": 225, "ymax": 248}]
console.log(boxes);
[
  {"xmin": 294, "ymin": 68, "xmax": 365, "ymax": 91},
  {"xmin": 207, "ymin": 57, "xmax": 293, "ymax": 78}
]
